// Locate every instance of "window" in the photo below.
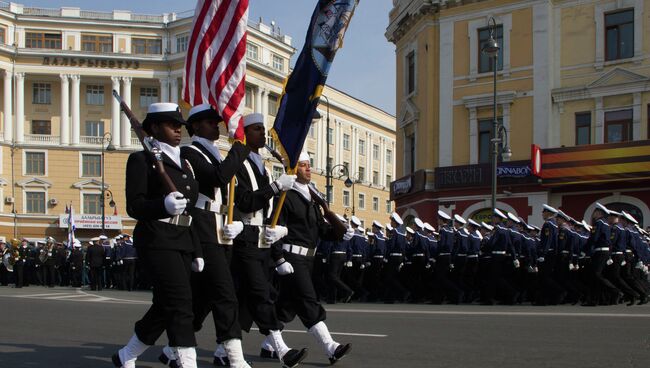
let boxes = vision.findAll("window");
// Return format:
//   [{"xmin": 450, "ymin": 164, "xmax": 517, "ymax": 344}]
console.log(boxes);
[
  {"xmin": 605, "ymin": 9, "xmax": 634, "ymax": 61},
  {"xmin": 139, "ymin": 88, "xmax": 159, "ymax": 107},
  {"xmin": 343, "ymin": 134, "xmax": 350, "ymax": 150},
  {"xmin": 327, "ymin": 128, "xmax": 333, "ymax": 145},
  {"xmin": 266, "ymin": 136, "xmax": 276, "ymax": 151},
  {"xmin": 132, "ymin": 37, "xmax": 162, "ymax": 55},
  {"xmin": 25, "ymin": 192, "xmax": 46, "ymax": 214},
  {"xmin": 386, "ymin": 149, "xmax": 393, "ymax": 164},
  {"xmin": 575, "ymin": 112, "xmax": 591, "ymax": 146},
  {"xmin": 268, "ymin": 94, "xmax": 279, "ymax": 116},
  {"xmin": 86, "ymin": 85, "xmax": 105, "ymax": 105},
  {"xmin": 32, "ymin": 83, "xmax": 51, "ymax": 105},
  {"xmin": 358, "ymin": 166, "xmax": 365, "ymax": 182},
  {"xmin": 25, "ymin": 152, "xmax": 45, "ymax": 175},
  {"xmin": 478, "ymin": 25, "xmax": 503, "ymax": 73},
  {"xmin": 386, "ymin": 200, "xmax": 392, "ymax": 213},
  {"xmin": 359, "ymin": 139, "xmax": 366, "ymax": 155},
  {"xmin": 245, "ymin": 85, "xmax": 254, "ymax": 109},
  {"xmin": 81, "ymin": 34, "xmax": 113, "ymax": 53},
  {"xmin": 0, "ymin": 27, "xmax": 5, "ymax": 45},
  {"xmin": 406, "ymin": 51, "xmax": 415, "ymax": 94},
  {"xmin": 343, "ymin": 190, "xmax": 350, "ymax": 207},
  {"xmin": 373, "ymin": 144, "xmax": 379, "ymax": 160},
  {"xmin": 246, "ymin": 43, "xmax": 259, "ymax": 61},
  {"xmin": 272, "ymin": 54, "xmax": 285, "ymax": 71},
  {"xmin": 373, "ymin": 197, "xmax": 379, "ymax": 212},
  {"xmin": 25, "ymin": 32, "xmax": 61, "ymax": 49},
  {"xmin": 308, "ymin": 152, "xmax": 315, "ymax": 167},
  {"xmin": 272, "ymin": 166, "xmax": 283, "ymax": 180},
  {"xmin": 605, "ymin": 109, "xmax": 632, "ymax": 143},
  {"xmin": 478, "ymin": 118, "xmax": 503, "ymax": 163},
  {"xmin": 358, "ymin": 193, "xmax": 365, "ymax": 210},
  {"xmin": 82, "ymin": 154, "xmax": 102, "ymax": 177},
  {"xmin": 83, "ymin": 193, "xmax": 101, "ymax": 215},
  {"xmin": 405, "ymin": 133, "xmax": 415, "ymax": 174},
  {"xmin": 85, "ymin": 121, "xmax": 104, "ymax": 137},
  {"xmin": 31, "ymin": 120, "xmax": 51, "ymax": 135},
  {"xmin": 386, "ymin": 175, "xmax": 392, "ymax": 187},
  {"xmin": 176, "ymin": 33, "xmax": 189, "ymax": 53},
  {"xmin": 372, "ymin": 170, "xmax": 379, "ymax": 185}
]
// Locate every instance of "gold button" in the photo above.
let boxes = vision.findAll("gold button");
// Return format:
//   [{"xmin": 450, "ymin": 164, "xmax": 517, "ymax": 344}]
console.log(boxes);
[
  {"xmin": 186, "ymin": 185, "xmax": 191, "ymax": 190},
  {"xmin": 182, "ymin": 174, "xmax": 188, "ymax": 179}
]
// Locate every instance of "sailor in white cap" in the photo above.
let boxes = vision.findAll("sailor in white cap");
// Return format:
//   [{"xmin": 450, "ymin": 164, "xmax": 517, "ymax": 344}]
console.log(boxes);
[
  {"xmin": 505, "ymin": 213, "xmax": 523, "ymax": 271},
  {"xmin": 607, "ymin": 212, "xmax": 641, "ymax": 305},
  {"xmin": 619, "ymin": 213, "xmax": 649, "ymax": 305},
  {"xmin": 465, "ymin": 218, "xmax": 483, "ymax": 301},
  {"xmin": 422, "ymin": 222, "xmax": 438, "ymax": 273},
  {"xmin": 86, "ymin": 236, "xmax": 105, "ymax": 292},
  {"xmin": 267, "ymin": 151, "xmax": 352, "ymax": 365},
  {"xmin": 69, "ymin": 238, "xmax": 84, "ymax": 288},
  {"xmin": 384, "ymin": 211, "xmax": 409, "ymax": 303},
  {"xmin": 347, "ymin": 216, "xmax": 369, "ymax": 302},
  {"xmin": 366, "ymin": 220, "xmax": 387, "ymax": 301},
  {"xmin": 483, "ymin": 209, "xmax": 519, "ymax": 305},
  {"xmin": 407, "ymin": 218, "xmax": 430, "ymax": 303},
  {"xmin": 533, "ymin": 204, "xmax": 564, "ymax": 305},
  {"xmin": 433, "ymin": 210, "xmax": 463, "ymax": 304},
  {"xmin": 115, "ymin": 102, "xmax": 202, "ymax": 368}
]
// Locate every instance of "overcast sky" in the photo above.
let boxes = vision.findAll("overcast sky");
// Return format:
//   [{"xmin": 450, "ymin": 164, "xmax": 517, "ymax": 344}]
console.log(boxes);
[{"xmin": 19, "ymin": 0, "xmax": 396, "ymax": 115}]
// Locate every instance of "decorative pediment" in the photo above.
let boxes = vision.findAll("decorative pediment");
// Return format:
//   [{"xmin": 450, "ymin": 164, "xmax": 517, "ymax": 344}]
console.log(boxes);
[
  {"xmin": 0, "ymin": 178, "xmax": 8, "ymax": 186},
  {"xmin": 462, "ymin": 91, "xmax": 517, "ymax": 109},
  {"xmin": 72, "ymin": 179, "xmax": 109, "ymax": 190},
  {"xmin": 587, "ymin": 68, "xmax": 649, "ymax": 88},
  {"xmin": 398, "ymin": 98, "xmax": 420, "ymax": 128},
  {"xmin": 16, "ymin": 177, "xmax": 52, "ymax": 189}
]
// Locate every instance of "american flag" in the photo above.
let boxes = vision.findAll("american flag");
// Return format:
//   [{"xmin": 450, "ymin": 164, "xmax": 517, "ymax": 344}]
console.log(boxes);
[
  {"xmin": 67, "ymin": 204, "xmax": 76, "ymax": 249},
  {"xmin": 183, "ymin": 0, "xmax": 248, "ymax": 141}
]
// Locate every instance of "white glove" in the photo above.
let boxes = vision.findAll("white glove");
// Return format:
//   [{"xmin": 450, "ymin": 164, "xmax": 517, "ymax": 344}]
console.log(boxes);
[
  {"xmin": 425, "ymin": 263, "xmax": 431, "ymax": 269},
  {"xmin": 119, "ymin": 260, "xmax": 124, "ymax": 265},
  {"xmin": 527, "ymin": 265, "xmax": 535, "ymax": 273},
  {"xmin": 274, "ymin": 174, "xmax": 297, "ymax": 192},
  {"xmin": 342, "ymin": 226, "xmax": 354, "ymax": 241},
  {"xmin": 569, "ymin": 263, "xmax": 576, "ymax": 271},
  {"xmin": 191, "ymin": 258, "xmax": 205, "ymax": 272},
  {"xmin": 450, "ymin": 263, "xmax": 455, "ymax": 270},
  {"xmin": 164, "ymin": 191, "xmax": 187, "ymax": 216},
  {"xmin": 606, "ymin": 258, "xmax": 614, "ymax": 266},
  {"xmin": 360, "ymin": 264, "xmax": 366, "ymax": 270},
  {"xmin": 223, "ymin": 221, "xmax": 244, "ymax": 240},
  {"xmin": 345, "ymin": 261, "xmax": 353, "ymax": 267},
  {"xmin": 537, "ymin": 257, "xmax": 545, "ymax": 263},
  {"xmin": 383, "ymin": 258, "xmax": 388, "ymax": 263},
  {"xmin": 643, "ymin": 266, "xmax": 648, "ymax": 274},
  {"xmin": 620, "ymin": 260, "xmax": 626, "ymax": 267},
  {"xmin": 513, "ymin": 259, "xmax": 520, "ymax": 268},
  {"xmin": 264, "ymin": 226, "xmax": 288, "ymax": 244},
  {"xmin": 275, "ymin": 260, "xmax": 294, "ymax": 275},
  {"xmin": 398, "ymin": 263, "xmax": 403, "ymax": 271},
  {"xmin": 322, "ymin": 258, "xmax": 327, "ymax": 264},
  {"xmin": 635, "ymin": 261, "xmax": 644, "ymax": 270},
  {"xmin": 534, "ymin": 266, "xmax": 539, "ymax": 273}
]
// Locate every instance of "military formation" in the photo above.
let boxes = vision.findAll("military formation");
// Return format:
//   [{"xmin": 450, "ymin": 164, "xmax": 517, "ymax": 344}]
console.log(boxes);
[{"xmin": 315, "ymin": 203, "xmax": 650, "ymax": 307}]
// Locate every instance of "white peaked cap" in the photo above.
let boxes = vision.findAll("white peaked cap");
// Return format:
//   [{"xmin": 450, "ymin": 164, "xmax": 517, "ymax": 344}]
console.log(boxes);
[
  {"xmin": 189, "ymin": 103, "xmax": 211, "ymax": 117},
  {"xmin": 336, "ymin": 214, "xmax": 347, "ymax": 223},
  {"xmin": 148, "ymin": 102, "xmax": 180, "ymax": 114},
  {"xmin": 99, "ymin": 235, "xmax": 108, "ymax": 240},
  {"xmin": 244, "ymin": 113, "xmax": 265, "ymax": 127},
  {"xmin": 507, "ymin": 212, "xmax": 521, "ymax": 223},
  {"xmin": 90, "ymin": 237, "xmax": 100, "ymax": 242},
  {"xmin": 372, "ymin": 220, "xmax": 384, "ymax": 229},
  {"xmin": 298, "ymin": 151, "xmax": 310, "ymax": 163},
  {"xmin": 542, "ymin": 204, "xmax": 558, "ymax": 214},
  {"xmin": 423, "ymin": 222, "xmax": 435, "ymax": 232},
  {"xmin": 390, "ymin": 212, "xmax": 404, "ymax": 225},
  {"xmin": 386, "ymin": 223, "xmax": 393, "ymax": 231},
  {"xmin": 350, "ymin": 216, "xmax": 361, "ymax": 226},
  {"xmin": 366, "ymin": 231, "xmax": 375, "ymax": 237},
  {"xmin": 453, "ymin": 214, "xmax": 467, "ymax": 225},
  {"xmin": 481, "ymin": 222, "xmax": 494, "ymax": 231},
  {"xmin": 468, "ymin": 219, "xmax": 480, "ymax": 227},
  {"xmin": 73, "ymin": 239, "xmax": 81, "ymax": 248},
  {"xmin": 622, "ymin": 211, "xmax": 638, "ymax": 224},
  {"xmin": 595, "ymin": 202, "xmax": 609, "ymax": 214},
  {"xmin": 414, "ymin": 218, "xmax": 424, "ymax": 229},
  {"xmin": 406, "ymin": 226, "xmax": 415, "ymax": 235},
  {"xmin": 437, "ymin": 210, "xmax": 451, "ymax": 220}
]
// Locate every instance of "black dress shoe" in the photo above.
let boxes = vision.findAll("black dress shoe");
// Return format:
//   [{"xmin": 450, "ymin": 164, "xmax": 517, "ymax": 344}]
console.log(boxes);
[
  {"xmin": 260, "ymin": 348, "xmax": 278, "ymax": 359},
  {"xmin": 112, "ymin": 353, "xmax": 123, "ymax": 367},
  {"xmin": 328, "ymin": 343, "xmax": 351, "ymax": 365},
  {"xmin": 281, "ymin": 348, "xmax": 308, "ymax": 368},
  {"xmin": 158, "ymin": 353, "xmax": 179, "ymax": 368},
  {"xmin": 213, "ymin": 356, "xmax": 230, "ymax": 366}
]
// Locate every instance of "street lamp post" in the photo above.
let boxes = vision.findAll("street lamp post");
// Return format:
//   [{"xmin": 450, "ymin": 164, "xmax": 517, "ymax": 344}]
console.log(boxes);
[
  {"xmin": 318, "ymin": 95, "xmax": 332, "ymax": 205},
  {"xmin": 101, "ymin": 132, "xmax": 116, "ymax": 234}
]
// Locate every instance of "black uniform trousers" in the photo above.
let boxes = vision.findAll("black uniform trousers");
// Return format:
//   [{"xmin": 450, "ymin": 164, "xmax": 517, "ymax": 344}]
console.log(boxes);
[
  {"xmin": 622, "ymin": 252, "xmax": 648, "ymax": 299},
  {"xmin": 433, "ymin": 255, "xmax": 462, "ymax": 303},
  {"xmin": 366, "ymin": 258, "xmax": 384, "ymax": 301},
  {"xmin": 13, "ymin": 261, "xmax": 24, "ymax": 288},
  {"xmin": 327, "ymin": 253, "xmax": 353, "ymax": 302},
  {"xmin": 231, "ymin": 244, "xmax": 282, "ymax": 335},
  {"xmin": 589, "ymin": 250, "xmax": 619, "ymax": 303},
  {"xmin": 122, "ymin": 259, "xmax": 137, "ymax": 291},
  {"xmin": 192, "ymin": 243, "xmax": 241, "ymax": 343},
  {"xmin": 485, "ymin": 255, "xmax": 517, "ymax": 304},
  {"xmin": 607, "ymin": 254, "xmax": 639, "ymax": 300},
  {"xmin": 276, "ymin": 252, "xmax": 326, "ymax": 329},
  {"xmin": 90, "ymin": 266, "xmax": 104, "ymax": 291},
  {"xmin": 134, "ymin": 248, "xmax": 196, "ymax": 347},
  {"xmin": 384, "ymin": 255, "xmax": 408, "ymax": 303},
  {"xmin": 311, "ymin": 253, "xmax": 329, "ymax": 301},
  {"xmin": 43, "ymin": 260, "xmax": 56, "ymax": 287}
]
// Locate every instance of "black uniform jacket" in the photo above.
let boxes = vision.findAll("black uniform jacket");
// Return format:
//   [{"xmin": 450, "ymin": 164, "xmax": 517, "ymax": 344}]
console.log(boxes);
[
  {"xmin": 180, "ymin": 140, "xmax": 250, "ymax": 245},
  {"xmin": 86, "ymin": 244, "xmax": 105, "ymax": 268},
  {"xmin": 126, "ymin": 150, "xmax": 200, "ymax": 254}
]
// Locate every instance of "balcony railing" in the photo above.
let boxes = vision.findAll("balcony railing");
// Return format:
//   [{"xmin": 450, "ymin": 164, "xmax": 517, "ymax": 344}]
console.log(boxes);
[
  {"xmin": 79, "ymin": 136, "xmax": 105, "ymax": 145},
  {"xmin": 24, "ymin": 134, "xmax": 60, "ymax": 145},
  {"xmin": 131, "ymin": 137, "xmax": 140, "ymax": 147}
]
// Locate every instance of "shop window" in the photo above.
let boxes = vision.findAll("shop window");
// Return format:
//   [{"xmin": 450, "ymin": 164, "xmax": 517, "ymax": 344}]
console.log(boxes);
[{"xmin": 604, "ymin": 109, "xmax": 632, "ymax": 143}]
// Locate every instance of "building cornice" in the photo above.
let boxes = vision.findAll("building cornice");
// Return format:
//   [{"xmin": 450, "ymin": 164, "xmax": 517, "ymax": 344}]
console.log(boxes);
[
  {"xmin": 462, "ymin": 91, "xmax": 517, "ymax": 109},
  {"xmin": 386, "ymin": 0, "xmax": 440, "ymax": 44},
  {"xmin": 552, "ymin": 68, "xmax": 650, "ymax": 103}
]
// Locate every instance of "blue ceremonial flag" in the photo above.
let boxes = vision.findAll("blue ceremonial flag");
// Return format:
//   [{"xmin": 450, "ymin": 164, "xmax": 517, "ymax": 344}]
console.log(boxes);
[{"xmin": 271, "ymin": 0, "xmax": 359, "ymax": 170}]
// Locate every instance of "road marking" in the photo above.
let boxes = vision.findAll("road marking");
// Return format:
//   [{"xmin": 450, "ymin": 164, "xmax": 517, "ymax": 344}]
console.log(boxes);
[
  {"xmin": 14, "ymin": 292, "xmax": 70, "ymax": 298},
  {"xmin": 326, "ymin": 308, "xmax": 650, "ymax": 318},
  {"xmin": 251, "ymin": 327, "xmax": 387, "ymax": 338}
]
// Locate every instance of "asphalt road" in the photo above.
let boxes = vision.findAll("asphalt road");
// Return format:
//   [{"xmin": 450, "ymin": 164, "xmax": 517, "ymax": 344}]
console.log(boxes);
[{"xmin": 0, "ymin": 286, "xmax": 649, "ymax": 368}]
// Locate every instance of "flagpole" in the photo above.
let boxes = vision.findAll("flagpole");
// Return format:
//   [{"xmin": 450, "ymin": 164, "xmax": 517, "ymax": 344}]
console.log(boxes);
[{"xmin": 227, "ymin": 177, "xmax": 236, "ymax": 225}]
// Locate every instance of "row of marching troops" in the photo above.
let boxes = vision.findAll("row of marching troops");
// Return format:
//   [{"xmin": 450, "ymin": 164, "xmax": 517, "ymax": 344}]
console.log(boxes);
[
  {"xmin": 0, "ymin": 235, "xmax": 139, "ymax": 291},
  {"xmin": 113, "ymin": 103, "xmax": 353, "ymax": 368},
  {"xmin": 313, "ymin": 203, "xmax": 650, "ymax": 307}
]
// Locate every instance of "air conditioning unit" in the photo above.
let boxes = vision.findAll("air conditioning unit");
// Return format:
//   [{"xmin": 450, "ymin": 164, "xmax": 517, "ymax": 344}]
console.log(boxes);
[
  {"xmin": 5, "ymin": 196, "xmax": 14, "ymax": 204},
  {"xmin": 49, "ymin": 198, "xmax": 58, "ymax": 206}
]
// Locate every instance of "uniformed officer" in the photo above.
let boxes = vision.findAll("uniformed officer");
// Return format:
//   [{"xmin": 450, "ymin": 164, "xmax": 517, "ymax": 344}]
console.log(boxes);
[
  {"xmin": 348, "ymin": 216, "xmax": 368, "ymax": 301},
  {"xmin": 69, "ymin": 239, "xmax": 84, "ymax": 288},
  {"xmin": 408, "ymin": 218, "xmax": 429, "ymax": 303},
  {"xmin": 366, "ymin": 221, "xmax": 386, "ymax": 302},
  {"xmin": 620, "ymin": 212, "xmax": 648, "ymax": 305},
  {"xmin": 113, "ymin": 102, "xmax": 202, "ymax": 368},
  {"xmin": 121, "ymin": 235, "xmax": 138, "ymax": 292},
  {"xmin": 535, "ymin": 205, "xmax": 564, "ymax": 305},
  {"xmin": 434, "ymin": 210, "xmax": 463, "ymax": 304},
  {"xmin": 451, "ymin": 214, "xmax": 469, "ymax": 302},
  {"xmin": 583, "ymin": 203, "xmax": 619, "ymax": 306},
  {"xmin": 326, "ymin": 215, "xmax": 354, "ymax": 304},
  {"xmin": 14, "ymin": 239, "xmax": 30, "ymax": 288},
  {"xmin": 86, "ymin": 237, "xmax": 105, "ymax": 291},
  {"xmin": 266, "ymin": 152, "xmax": 352, "ymax": 365},
  {"xmin": 383, "ymin": 212, "xmax": 408, "ymax": 303},
  {"xmin": 485, "ymin": 209, "xmax": 518, "ymax": 305},
  {"xmin": 465, "ymin": 219, "xmax": 482, "ymax": 302},
  {"xmin": 603, "ymin": 210, "xmax": 636, "ymax": 305}
]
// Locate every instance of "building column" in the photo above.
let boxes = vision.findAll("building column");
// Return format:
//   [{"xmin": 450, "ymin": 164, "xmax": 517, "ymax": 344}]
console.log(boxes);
[
  {"xmin": 350, "ymin": 127, "xmax": 357, "ymax": 172},
  {"xmin": 379, "ymin": 138, "xmax": 385, "ymax": 186},
  {"xmin": 469, "ymin": 107, "xmax": 478, "ymax": 164},
  {"xmin": 366, "ymin": 132, "xmax": 372, "ymax": 183},
  {"xmin": 632, "ymin": 93, "xmax": 641, "ymax": 140},
  {"xmin": 111, "ymin": 76, "xmax": 121, "ymax": 147},
  {"xmin": 159, "ymin": 78, "xmax": 169, "ymax": 102},
  {"xmin": 255, "ymin": 85, "xmax": 262, "ymax": 113},
  {"xmin": 170, "ymin": 77, "xmax": 179, "ymax": 104},
  {"xmin": 14, "ymin": 72, "xmax": 24, "ymax": 144},
  {"xmin": 121, "ymin": 77, "xmax": 132, "ymax": 148},
  {"xmin": 70, "ymin": 75, "xmax": 80, "ymax": 145},
  {"xmin": 60, "ymin": 74, "xmax": 70, "ymax": 145},
  {"xmin": 3, "ymin": 71, "xmax": 12, "ymax": 143},
  {"xmin": 595, "ymin": 97, "xmax": 604, "ymax": 144}
]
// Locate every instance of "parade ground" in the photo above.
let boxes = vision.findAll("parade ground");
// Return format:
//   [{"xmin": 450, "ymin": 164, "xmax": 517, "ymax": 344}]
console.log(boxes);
[{"xmin": 0, "ymin": 287, "xmax": 648, "ymax": 368}]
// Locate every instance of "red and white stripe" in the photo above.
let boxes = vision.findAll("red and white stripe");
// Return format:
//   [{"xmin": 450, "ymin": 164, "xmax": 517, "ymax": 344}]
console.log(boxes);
[{"xmin": 183, "ymin": 0, "xmax": 248, "ymax": 140}]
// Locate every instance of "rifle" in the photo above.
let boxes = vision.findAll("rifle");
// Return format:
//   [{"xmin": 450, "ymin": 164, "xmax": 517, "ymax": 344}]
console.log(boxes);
[{"xmin": 112, "ymin": 90, "xmax": 191, "ymax": 226}]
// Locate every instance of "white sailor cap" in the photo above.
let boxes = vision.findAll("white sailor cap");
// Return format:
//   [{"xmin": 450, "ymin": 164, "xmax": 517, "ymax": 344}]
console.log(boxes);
[
  {"xmin": 390, "ymin": 212, "xmax": 404, "ymax": 226},
  {"xmin": 607, "ymin": 210, "xmax": 621, "ymax": 217},
  {"xmin": 493, "ymin": 208, "xmax": 507, "ymax": 219},
  {"xmin": 350, "ymin": 216, "xmax": 361, "ymax": 227},
  {"xmin": 532, "ymin": 225, "xmax": 541, "ymax": 232},
  {"xmin": 542, "ymin": 204, "xmax": 558, "ymax": 214},
  {"xmin": 372, "ymin": 220, "xmax": 384, "ymax": 229},
  {"xmin": 595, "ymin": 202, "xmax": 609, "ymax": 214},
  {"xmin": 507, "ymin": 212, "xmax": 521, "ymax": 223},
  {"xmin": 423, "ymin": 222, "xmax": 435, "ymax": 232},
  {"xmin": 243, "ymin": 113, "xmax": 265, "ymax": 127},
  {"xmin": 73, "ymin": 239, "xmax": 82, "ymax": 248},
  {"xmin": 406, "ymin": 226, "xmax": 415, "ymax": 235},
  {"xmin": 525, "ymin": 223, "xmax": 535, "ymax": 231},
  {"xmin": 437, "ymin": 210, "xmax": 451, "ymax": 221},
  {"xmin": 385, "ymin": 223, "xmax": 393, "ymax": 232},
  {"xmin": 468, "ymin": 219, "xmax": 480, "ymax": 227},
  {"xmin": 142, "ymin": 102, "xmax": 186, "ymax": 132},
  {"xmin": 622, "ymin": 211, "xmax": 638, "ymax": 224},
  {"xmin": 414, "ymin": 218, "xmax": 424, "ymax": 229},
  {"xmin": 298, "ymin": 151, "xmax": 310, "ymax": 163},
  {"xmin": 336, "ymin": 214, "xmax": 347, "ymax": 223},
  {"xmin": 99, "ymin": 235, "xmax": 108, "ymax": 240},
  {"xmin": 90, "ymin": 237, "xmax": 100, "ymax": 242},
  {"xmin": 366, "ymin": 231, "xmax": 375, "ymax": 237},
  {"xmin": 115, "ymin": 235, "xmax": 123, "ymax": 240},
  {"xmin": 556, "ymin": 210, "xmax": 571, "ymax": 221},
  {"xmin": 187, "ymin": 103, "xmax": 222, "ymax": 124},
  {"xmin": 481, "ymin": 222, "xmax": 494, "ymax": 231},
  {"xmin": 453, "ymin": 214, "xmax": 467, "ymax": 225}
]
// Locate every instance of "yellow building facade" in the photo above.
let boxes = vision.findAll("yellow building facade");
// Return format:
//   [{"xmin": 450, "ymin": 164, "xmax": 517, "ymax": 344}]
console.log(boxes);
[
  {"xmin": 387, "ymin": 0, "xmax": 650, "ymax": 227},
  {"xmin": 0, "ymin": 2, "xmax": 396, "ymax": 241}
]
